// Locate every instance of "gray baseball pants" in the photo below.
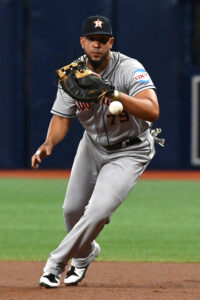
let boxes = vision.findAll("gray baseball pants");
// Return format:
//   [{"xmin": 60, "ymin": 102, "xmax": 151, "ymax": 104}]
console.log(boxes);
[{"xmin": 43, "ymin": 131, "xmax": 155, "ymax": 276}]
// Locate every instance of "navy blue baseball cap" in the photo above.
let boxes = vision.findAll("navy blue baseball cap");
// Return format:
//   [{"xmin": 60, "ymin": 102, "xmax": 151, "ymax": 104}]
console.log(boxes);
[{"xmin": 82, "ymin": 15, "xmax": 113, "ymax": 36}]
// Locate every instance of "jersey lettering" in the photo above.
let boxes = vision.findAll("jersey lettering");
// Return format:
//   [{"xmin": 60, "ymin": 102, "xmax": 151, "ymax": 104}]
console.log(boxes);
[
  {"xmin": 76, "ymin": 102, "xmax": 91, "ymax": 111},
  {"xmin": 119, "ymin": 111, "xmax": 130, "ymax": 123},
  {"xmin": 102, "ymin": 97, "xmax": 112, "ymax": 106},
  {"xmin": 107, "ymin": 114, "xmax": 116, "ymax": 125},
  {"xmin": 106, "ymin": 111, "xmax": 129, "ymax": 125}
]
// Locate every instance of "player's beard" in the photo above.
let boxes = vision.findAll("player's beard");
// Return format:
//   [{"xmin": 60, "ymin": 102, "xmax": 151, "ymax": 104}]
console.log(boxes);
[{"xmin": 85, "ymin": 50, "xmax": 110, "ymax": 71}]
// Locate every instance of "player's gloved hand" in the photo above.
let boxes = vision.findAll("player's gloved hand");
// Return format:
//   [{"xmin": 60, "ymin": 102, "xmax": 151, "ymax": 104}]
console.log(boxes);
[
  {"xmin": 57, "ymin": 61, "xmax": 115, "ymax": 103},
  {"xmin": 31, "ymin": 142, "xmax": 53, "ymax": 169}
]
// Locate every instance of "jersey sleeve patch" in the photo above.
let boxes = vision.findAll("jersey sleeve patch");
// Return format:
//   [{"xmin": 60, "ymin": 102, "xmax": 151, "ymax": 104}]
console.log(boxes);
[{"xmin": 134, "ymin": 69, "xmax": 150, "ymax": 83}]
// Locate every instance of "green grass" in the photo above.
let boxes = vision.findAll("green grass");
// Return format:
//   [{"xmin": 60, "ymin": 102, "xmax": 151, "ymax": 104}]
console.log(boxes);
[{"xmin": 0, "ymin": 178, "xmax": 200, "ymax": 262}]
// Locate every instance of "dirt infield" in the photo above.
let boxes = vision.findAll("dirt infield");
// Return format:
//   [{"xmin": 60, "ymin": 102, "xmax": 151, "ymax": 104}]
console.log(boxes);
[
  {"xmin": 0, "ymin": 169, "xmax": 200, "ymax": 180},
  {"xmin": 1, "ymin": 261, "xmax": 200, "ymax": 299}
]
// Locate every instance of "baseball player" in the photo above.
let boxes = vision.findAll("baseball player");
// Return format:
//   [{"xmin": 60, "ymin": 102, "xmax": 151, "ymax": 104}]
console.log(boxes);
[{"xmin": 32, "ymin": 15, "xmax": 160, "ymax": 288}]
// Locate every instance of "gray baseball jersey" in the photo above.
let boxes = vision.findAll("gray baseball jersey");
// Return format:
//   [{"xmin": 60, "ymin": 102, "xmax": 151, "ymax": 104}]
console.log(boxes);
[
  {"xmin": 43, "ymin": 52, "xmax": 156, "ymax": 276},
  {"xmin": 51, "ymin": 51, "xmax": 155, "ymax": 147}
]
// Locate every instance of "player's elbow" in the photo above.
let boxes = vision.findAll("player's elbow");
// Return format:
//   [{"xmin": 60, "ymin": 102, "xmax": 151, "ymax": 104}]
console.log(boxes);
[
  {"xmin": 148, "ymin": 95, "xmax": 160, "ymax": 122},
  {"xmin": 149, "ymin": 109, "xmax": 160, "ymax": 122}
]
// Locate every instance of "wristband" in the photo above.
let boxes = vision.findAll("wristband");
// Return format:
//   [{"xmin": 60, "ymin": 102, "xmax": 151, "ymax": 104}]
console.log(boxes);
[{"xmin": 112, "ymin": 90, "xmax": 120, "ymax": 100}]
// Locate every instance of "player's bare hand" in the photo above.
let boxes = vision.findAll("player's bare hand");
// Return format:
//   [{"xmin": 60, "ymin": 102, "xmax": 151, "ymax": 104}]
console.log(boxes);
[{"xmin": 31, "ymin": 142, "xmax": 53, "ymax": 169}]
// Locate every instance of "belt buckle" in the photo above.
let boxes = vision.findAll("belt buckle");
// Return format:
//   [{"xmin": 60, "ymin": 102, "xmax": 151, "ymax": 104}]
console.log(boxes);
[{"xmin": 122, "ymin": 139, "xmax": 130, "ymax": 148}]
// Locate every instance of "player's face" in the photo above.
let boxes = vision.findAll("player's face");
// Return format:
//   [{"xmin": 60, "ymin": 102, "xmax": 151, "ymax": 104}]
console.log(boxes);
[{"xmin": 80, "ymin": 35, "xmax": 114, "ymax": 67}]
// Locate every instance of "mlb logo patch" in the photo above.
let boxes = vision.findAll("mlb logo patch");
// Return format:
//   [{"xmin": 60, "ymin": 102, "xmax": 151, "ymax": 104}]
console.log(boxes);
[{"xmin": 134, "ymin": 69, "xmax": 150, "ymax": 83}]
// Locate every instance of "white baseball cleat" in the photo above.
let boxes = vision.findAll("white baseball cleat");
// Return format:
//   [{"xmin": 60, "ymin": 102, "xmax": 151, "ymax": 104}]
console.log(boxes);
[
  {"xmin": 64, "ymin": 242, "xmax": 100, "ymax": 286},
  {"xmin": 64, "ymin": 265, "xmax": 89, "ymax": 286},
  {"xmin": 39, "ymin": 272, "xmax": 61, "ymax": 288}
]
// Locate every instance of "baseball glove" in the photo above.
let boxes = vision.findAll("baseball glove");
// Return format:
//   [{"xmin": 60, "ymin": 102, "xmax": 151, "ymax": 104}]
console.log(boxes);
[{"xmin": 56, "ymin": 61, "xmax": 115, "ymax": 102}]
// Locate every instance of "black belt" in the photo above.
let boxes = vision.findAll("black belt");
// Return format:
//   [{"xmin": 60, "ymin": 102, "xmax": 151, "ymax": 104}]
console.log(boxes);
[{"xmin": 104, "ymin": 137, "xmax": 141, "ymax": 151}]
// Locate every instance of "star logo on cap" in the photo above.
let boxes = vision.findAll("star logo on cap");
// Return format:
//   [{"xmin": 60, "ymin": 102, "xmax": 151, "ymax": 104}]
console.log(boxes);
[{"xmin": 93, "ymin": 18, "xmax": 104, "ymax": 28}]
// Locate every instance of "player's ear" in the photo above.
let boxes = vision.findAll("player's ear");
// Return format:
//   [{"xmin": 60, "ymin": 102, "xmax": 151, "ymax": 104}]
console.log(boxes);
[
  {"xmin": 109, "ymin": 37, "xmax": 114, "ymax": 49},
  {"xmin": 80, "ymin": 37, "xmax": 84, "ymax": 49}
]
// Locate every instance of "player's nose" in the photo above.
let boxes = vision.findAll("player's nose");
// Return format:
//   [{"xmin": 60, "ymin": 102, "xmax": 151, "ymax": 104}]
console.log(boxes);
[{"xmin": 93, "ymin": 40, "xmax": 101, "ymax": 48}]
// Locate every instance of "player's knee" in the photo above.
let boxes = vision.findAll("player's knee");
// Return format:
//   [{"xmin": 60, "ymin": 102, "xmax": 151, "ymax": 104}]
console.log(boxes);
[
  {"xmin": 86, "ymin": 207, "xmax": 110, "ymax": 225},
  {"xmin": 62, "ymin": 204, "xmax": 72, "ymax": 220},
  {"xmin": 63, "ymin": 202, "xmax": 81, "ymax": 217},
  {"xmin": 62, "ymin": 204, "xmax": 83, "ymax": 229}
]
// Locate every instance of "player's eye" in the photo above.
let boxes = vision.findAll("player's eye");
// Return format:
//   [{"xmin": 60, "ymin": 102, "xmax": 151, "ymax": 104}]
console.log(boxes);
[
  {"xmin": 98, "ymin": 36, "xmax": 110, "ymax": 44},
  {"xmin": 87, "ymin": 36, "xmax": 110, "ymax": 44}
]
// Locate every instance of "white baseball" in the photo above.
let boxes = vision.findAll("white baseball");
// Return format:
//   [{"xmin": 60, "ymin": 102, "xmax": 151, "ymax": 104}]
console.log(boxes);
[{"xmin": 109, "ymin": 101, "xmax": 123, "ymax": 115}]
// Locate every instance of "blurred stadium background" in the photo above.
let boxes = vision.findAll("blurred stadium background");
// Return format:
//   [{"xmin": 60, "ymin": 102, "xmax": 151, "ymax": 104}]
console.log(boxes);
[{"xmin": 1, "ymin": 0, "xmax": 200, "ymax": 171}]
